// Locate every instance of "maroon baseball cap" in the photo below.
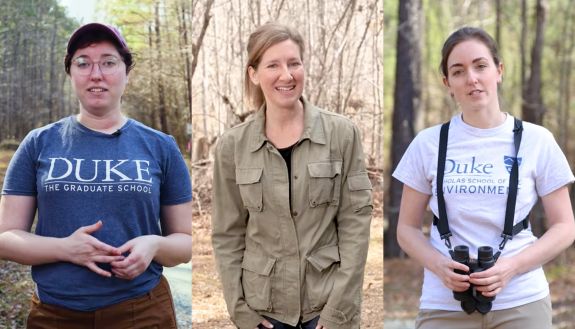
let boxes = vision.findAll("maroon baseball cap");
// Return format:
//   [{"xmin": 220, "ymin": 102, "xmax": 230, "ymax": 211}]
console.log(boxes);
[{"xmin": 66, "ymin": 23, "xmax": 129, "ymax": 56}]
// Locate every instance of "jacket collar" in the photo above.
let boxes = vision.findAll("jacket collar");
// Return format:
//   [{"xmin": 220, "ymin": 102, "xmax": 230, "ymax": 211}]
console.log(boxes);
[{"xmin": 248, "ymin": 97, "xmax": 326, "ymax": 153}]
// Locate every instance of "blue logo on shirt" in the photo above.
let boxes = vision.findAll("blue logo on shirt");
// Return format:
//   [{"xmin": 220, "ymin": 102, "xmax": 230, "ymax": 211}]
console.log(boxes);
[{"xmin": 504, "ymin": 156, "xmax": 522, "ymax": 173}]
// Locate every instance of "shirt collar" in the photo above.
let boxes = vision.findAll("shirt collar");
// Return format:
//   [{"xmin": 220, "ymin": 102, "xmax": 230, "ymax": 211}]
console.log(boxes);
[{"xmin": 248, "ymin": 96, "xmax": 326, "ymax": 153}]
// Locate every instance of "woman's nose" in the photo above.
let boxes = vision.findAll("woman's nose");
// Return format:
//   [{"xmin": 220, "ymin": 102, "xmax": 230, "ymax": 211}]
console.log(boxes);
[
  {"xmin": 280, "ymin": 66, "xmax": 293, "ymax": 81},
  {"xmin": 89, "ymin": 63, "xmax": 104, "ymax": 80},
  {"xmin": 466, "ymin": 70, "xmax": 478, "ymax": 85}
]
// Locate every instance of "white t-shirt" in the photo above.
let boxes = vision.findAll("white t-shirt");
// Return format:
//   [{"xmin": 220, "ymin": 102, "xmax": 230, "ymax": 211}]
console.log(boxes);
[{"xmin": 393, "ymin": 113, "xmax": 574, "ymax": 311}]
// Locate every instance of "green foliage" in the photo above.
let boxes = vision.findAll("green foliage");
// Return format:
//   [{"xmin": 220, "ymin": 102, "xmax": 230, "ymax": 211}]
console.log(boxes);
[
  {"xmin": 0, "ymin": 0, "xmax": 191, "ymax": 148},
  {"xmin": 385, "ymin": 0, "xmax": 575, "ymax": 138},
  {"xmin": 98, "ymin": 0, "xmax": 192, "ymax": 148},
  {"xmin": 98, "ymin": 0, "xmax": 156, "ymax": 52},
  {"xmin": 0, "ymin": 0, "xmax": 78, "ymax": 141}
]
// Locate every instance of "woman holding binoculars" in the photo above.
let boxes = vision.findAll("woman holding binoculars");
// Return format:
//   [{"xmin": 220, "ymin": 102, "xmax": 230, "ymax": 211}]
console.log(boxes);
[{"xmin": 392, "ymin": 27, "xmax": 575, "ymax": 329}]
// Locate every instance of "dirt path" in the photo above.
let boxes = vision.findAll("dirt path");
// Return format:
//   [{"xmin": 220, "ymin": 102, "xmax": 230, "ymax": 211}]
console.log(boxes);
[{"xmin": 191, "ymin": 212, "xmax": 384, "ymax": 328}]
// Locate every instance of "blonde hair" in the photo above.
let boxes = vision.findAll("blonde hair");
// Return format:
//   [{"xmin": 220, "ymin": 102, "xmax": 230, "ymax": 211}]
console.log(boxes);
[{"xmin": 244, "ymin": 22, "xmax": 305, "ymax": 109}]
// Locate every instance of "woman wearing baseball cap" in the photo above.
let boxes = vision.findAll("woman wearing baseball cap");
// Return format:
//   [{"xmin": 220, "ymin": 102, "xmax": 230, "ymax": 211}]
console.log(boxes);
[{"xmin": 0, "ymin": 23, "xmax": 191, "ymax": 328}]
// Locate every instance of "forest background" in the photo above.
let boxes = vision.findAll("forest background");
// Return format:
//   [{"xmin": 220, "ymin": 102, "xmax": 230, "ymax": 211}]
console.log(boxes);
[
  {"xmin": 384, "ymin": 0, "xmax": 575, "ymax": 328},
  {"xmin": 0, "ymin": 0, "xmax": 192, "ymax": 150},
  {"xmin": 0, "ymin": 0, "xmax": 192, "ymax": 327},
  {"xmin": 190, "ymin": 0, "xmax": 384, "ymax": 328}
]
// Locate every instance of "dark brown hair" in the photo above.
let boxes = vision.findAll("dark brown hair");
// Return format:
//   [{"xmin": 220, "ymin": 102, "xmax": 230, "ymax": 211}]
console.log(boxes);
[
  {"xmin": 65, "ymin": 31, "xmax": 134, "ymax": 75},
  {"xmin": 440, "ymin": 27, "xmax": 500, "ymax": 78}
]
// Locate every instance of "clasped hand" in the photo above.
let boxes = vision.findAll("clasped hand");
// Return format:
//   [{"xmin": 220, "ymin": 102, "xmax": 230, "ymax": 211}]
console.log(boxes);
[
  {"xmin": 436, "ymin": 256, "xmax": 517, "ymax": 297},
  {"xmin": 64, "ymin": 221, "xmax": 159, "ymax": 279}
]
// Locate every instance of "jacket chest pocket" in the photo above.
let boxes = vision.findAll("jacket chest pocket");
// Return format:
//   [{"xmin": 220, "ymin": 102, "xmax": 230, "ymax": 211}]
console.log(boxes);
[
  {"xmin": 307, "ymin": 161, "xmax": 342, "ymax": 207},
  {"xmin": 236, "ymin": 168, "xmax": 264, "ymax": 212}
]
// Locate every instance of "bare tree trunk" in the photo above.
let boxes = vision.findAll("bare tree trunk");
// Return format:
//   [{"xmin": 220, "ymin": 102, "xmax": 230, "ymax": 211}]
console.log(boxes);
[
  {"xmin": 335, "ymin": 0, "xmax": 356, "ymax": 113},
  {"xmin": 385, "ymin": 0, "xmax": 422, "ymax": 258},
  {"xmin": 191, "ymin": 0, "xmax": 214, "ymax": 78},
  {"xmin": 48, "ymin": 17, "xmax": 58, "ymax": 123},
  {"xmin": 522, "ymin": 0, "xmax": 547, "ymax": 125},
  {"xmin": 520, "ymin": 0, "xmax": 527, "ymax": 95},
  {"xmin": 342, "ymin": 4, "xmax": 376, "ymax": 113},
  {"xmin": 179, "ymin": 0, "xmax": 193, "ymax": 139},
  {"xmin": 522, "ymin": 0, "xmax": 548, "ymax": 238},
  {"xmin": 375, "ymin": 6, "xmax": 383, "ymax": 169},
  {"xmin": 312, "ymin": 0, "xmax": 355, "ymax": 105},
  {"xmin": 154, "ymin": 1, "xmax": 169, "ymax": 133},
  {"xmin": 201, "ymin": 44, "xmax": 208, "ymax": 138},
  {"xmin": 495, "ymin": 0, "xmax": 502, "ymax": 47},
  {"xmin": 557, "ymin": 2, "xmax": 574, "ymax": 155}
]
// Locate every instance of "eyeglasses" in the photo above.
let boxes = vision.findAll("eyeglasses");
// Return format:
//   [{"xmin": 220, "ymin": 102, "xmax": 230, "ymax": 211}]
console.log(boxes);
[{"xmin": 71, "ymin": 56, "xmax": 123, "ymax": 76}]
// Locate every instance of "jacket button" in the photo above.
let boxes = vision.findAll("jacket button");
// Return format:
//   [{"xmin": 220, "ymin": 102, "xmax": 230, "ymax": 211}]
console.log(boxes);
[
  {"xmin": 294, "ymin": 175, "xmax": 298, "ymax": 180},
  {"xmin": 292, "ymin": 211, "xmax": 298, "ymax": 217},
  {"xmin": 311, "ymin": 201, "xmax": 316, "ymax": 206}
]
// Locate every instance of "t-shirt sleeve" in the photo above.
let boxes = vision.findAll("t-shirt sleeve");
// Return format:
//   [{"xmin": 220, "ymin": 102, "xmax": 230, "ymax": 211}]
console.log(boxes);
[
  {"xmin": 2, "ymin": 133, "xmax": 38, "ymax": 196},
  {"xmin": 159, "ymin": 136, "xmax": 192, "ymax": 205},
  {"xmin": 392, "ymin": 129, "xmax": 436, "ymax": 195},
  {"xmin": 534, "ymin": 129, "xmax": 575, "ymax": 197}
]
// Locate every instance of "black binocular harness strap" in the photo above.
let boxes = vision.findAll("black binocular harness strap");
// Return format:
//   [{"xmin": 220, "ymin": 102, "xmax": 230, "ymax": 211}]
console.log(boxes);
[{"xmin": 433, "ymin": 117, "xmax": 529, "ymax": 259}]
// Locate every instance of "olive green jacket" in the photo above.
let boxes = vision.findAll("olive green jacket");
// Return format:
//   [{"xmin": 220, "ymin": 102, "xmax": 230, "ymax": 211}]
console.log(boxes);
[{"xmin": 211, "ymin": 98, "xmax": 373, "ymax": 329}]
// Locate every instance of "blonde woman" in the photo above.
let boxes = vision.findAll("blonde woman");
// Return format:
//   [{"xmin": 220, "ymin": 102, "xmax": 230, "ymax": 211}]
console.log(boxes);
[{"xmin": 212, "ymin": 22, "xmax": 373, "ymax": 329}]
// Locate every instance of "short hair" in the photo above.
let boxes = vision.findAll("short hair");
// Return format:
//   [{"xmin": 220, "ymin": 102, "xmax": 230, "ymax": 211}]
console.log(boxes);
[
  {"xmin": 244, "ymin": 22, "xmax": 305, "ymax": 109},
  {"xmin": 440, "ymin": 27, "xmax": 500, "ymax": 78},
  {"xmin": 65, "ymin": 23, "xmax": 134, "ymax": 75}
]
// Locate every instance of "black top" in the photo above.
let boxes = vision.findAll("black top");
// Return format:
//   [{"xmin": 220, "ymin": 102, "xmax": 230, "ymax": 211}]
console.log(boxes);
[{"xmin": 278, "ymin": 143, "xmax": 295, "ymax": 209}]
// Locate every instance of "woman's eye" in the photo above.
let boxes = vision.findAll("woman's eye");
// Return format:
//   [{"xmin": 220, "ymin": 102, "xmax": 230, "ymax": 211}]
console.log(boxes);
[{"xmin": 102, "ymin": 61, "xmax": 117, "ymax": 68}]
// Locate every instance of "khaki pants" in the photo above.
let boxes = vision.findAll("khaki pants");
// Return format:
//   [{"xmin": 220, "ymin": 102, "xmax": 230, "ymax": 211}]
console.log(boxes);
[
  {"xmin": 26, "ymin": 275, "xmax": 177, "ymax": 329},
  {"xmin": 415, "ymin": 295, "xmax": 552, "ymax": 329}
]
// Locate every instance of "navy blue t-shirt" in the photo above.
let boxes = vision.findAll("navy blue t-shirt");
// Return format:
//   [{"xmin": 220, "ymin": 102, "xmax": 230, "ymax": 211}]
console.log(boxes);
[{"xmin": 2, "ymin": 116, "xmax": 192, "ymax": 311}]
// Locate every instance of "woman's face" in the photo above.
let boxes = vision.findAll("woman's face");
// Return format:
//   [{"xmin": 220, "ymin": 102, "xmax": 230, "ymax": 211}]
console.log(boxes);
[
  {"xmin": 69, "ymin": 41, "xmax": 128, "ymax": 115},
  {"xmin": 249, "ymin": 39, "xmax": 304, "ymax": 110},
  {"xmin": 443, "ymin": 39, "xmax": 502, "ymax": 112}
]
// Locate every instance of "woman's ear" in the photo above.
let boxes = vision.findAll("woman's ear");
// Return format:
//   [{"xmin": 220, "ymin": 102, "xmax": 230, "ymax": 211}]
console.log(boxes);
[
  {"xmin": 497, "ymin": 62, "xmax": 504, "ymax": 83},
  {"xmin": 442, "ymin": 77, "xmax": 455, "ymax": 98},
  {"xmin": 248, "ymin": 66, "xmax": 259, "ymax": 85},
  {"xmin": 442, "ymin": 76, "xmax": 450, "ymax": 88}
]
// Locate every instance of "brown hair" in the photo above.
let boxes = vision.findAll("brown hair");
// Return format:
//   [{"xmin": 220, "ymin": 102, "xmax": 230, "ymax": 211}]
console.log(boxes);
[
  {"xmin": 244, "ymin": 22, "xmax": 305, "ymax": 109},
  {"xmin": 65, "ymin": 30, "xmax": 135, "ymax": 75},
  {"xmin": 440, "ymin": 27, "xmax": 500, "ymax": 78}
]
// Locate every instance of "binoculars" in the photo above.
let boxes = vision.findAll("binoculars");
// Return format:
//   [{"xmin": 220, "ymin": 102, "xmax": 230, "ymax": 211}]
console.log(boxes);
[{"xmin": 451, "ymin": 245, "xmax": 496, "ymax": 314}]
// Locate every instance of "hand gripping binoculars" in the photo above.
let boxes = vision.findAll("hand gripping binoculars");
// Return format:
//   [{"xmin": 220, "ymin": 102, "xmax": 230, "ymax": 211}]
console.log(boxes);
[{"xmin": 451, "ymin": 245, "xmax": 496, "ymax": 314}]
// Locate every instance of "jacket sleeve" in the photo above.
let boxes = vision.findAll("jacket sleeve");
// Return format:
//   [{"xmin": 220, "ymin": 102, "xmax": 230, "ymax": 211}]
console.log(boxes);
[
  {"xmin": 211, "ymin": 134, "xmax": 263, "ymax": 329},
  {"xmin": 318, "ymin": 124, "xmax": 373, "ymax": 329}
]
